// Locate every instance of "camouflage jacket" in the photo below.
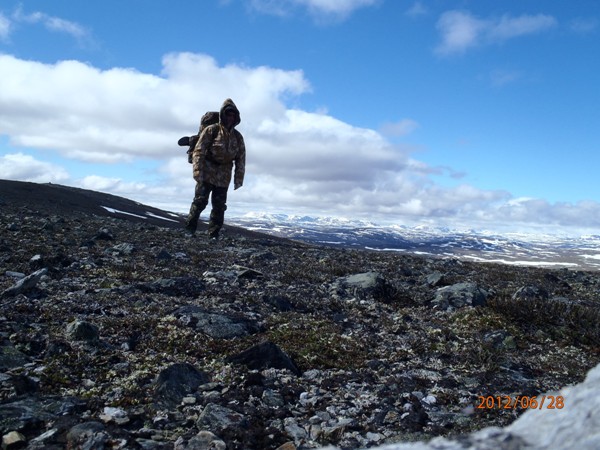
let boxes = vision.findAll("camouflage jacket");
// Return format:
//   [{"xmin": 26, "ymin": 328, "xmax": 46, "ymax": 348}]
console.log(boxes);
[{"xmin": 192, "ymin": 99, "xmax": 246, "ymax": 188}]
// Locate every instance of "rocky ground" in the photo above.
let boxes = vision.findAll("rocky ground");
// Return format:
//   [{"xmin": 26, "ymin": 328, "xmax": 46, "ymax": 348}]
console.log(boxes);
[{"xmin": 1, "ymin": 182, "xmax": 600, "ymax": 449}]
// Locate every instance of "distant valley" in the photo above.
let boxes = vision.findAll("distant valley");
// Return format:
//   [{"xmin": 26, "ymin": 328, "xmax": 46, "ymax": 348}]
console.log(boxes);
[{"xmin": 230, "ymin": 213, "xmax": 600, "ymax": 271}]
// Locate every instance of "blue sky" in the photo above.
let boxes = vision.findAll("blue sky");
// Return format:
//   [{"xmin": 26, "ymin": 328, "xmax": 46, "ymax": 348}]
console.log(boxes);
[{"xmin": 1, "ymin": 0, "xmax": 599, "ymax": 234}]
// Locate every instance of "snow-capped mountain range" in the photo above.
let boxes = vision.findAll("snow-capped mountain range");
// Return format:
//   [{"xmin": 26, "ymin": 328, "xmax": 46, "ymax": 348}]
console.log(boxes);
[{"xmin": 230, "ymin": 213, "xmax": 600, "ymax": 271}]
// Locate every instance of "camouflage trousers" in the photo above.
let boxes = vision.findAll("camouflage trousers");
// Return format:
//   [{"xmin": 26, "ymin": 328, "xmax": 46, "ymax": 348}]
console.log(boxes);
[{"xmin": 185, "ymin": 182, "xmax": 228, "ymax": 238}]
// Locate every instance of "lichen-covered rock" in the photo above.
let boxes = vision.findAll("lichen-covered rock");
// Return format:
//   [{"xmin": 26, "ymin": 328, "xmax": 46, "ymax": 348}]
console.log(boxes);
[
  {"xmin": 433, "ymin": 282, "xmax": 489, "ymax": 310},
  {"xmin": 175, "ymin": 430, "xmax": 227, "ymax": 450},
  {"xmin": 512, "ymin": 285, "xmax": 549, "ymax": 301},
  {"xmin": 66, "ymin": 421, "xmax": 107, "ymax": 449},
  {"xmin": 196, "ymin": 403, "xmax": 248, "ymax": 434},
  {"xmin": 154, "ymin": 363, "xmax": 210, "ymax": 408},
  {"xmin": 0, "ymin": 344, "xmax": 30, "ymax": 371},
  {"xmin": 66, "ymin": 320, "xmax": 100, "ymax": 343},
  {"xmin": 1, "ymin": 268, "xmax": 48, "ymax": 298},
  {"xmin": 330, "ymin": 271, "xmax": 395, "ymax": 302},
  {"xmin": 226, "ymin": 341, "xmax": 301, "ymax": 375}
]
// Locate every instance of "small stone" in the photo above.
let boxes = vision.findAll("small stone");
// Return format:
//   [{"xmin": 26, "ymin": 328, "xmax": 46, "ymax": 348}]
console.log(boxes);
[
  {"xmin": 5, "ymin": 271, "xmax": 25, "ymax": 279},
  {"xmin": 30, "ymin": 428, "xmax": 58, "ymax": 445},
  {"xmin": 182, "ymin": 396, "xmax": 197, "ymax": 405},
  {"xmin": 186, "ymin": 431, "xmax": 226, "ymax": 450},
  {"xmin": 1, "ymin": 268, "xmax": 48, "ymax": 298},
  {"xmin": 196, "ymin": 403, "xmax": 248, "ymax": 433},
  {"xmin": 103, "ymin": 406, "xmax": 127, "ymax": 418},
  {"xmin": 66, "ymin": 320, "xmax": 99, "ymax": 343},
  {"xmin": 423, "ymin": 394, "xmax": 437, "ymax": 405},
  {"xmin": 366, "ymin": 431, "xmax": 382, "ymax": 442},
  {"xmin": 283, "ymin": 418, "xmax": 307, "ymax": 441},
  {"xmin": 2, "ymin": 431, "xmax": 26, "ymax": 448}
]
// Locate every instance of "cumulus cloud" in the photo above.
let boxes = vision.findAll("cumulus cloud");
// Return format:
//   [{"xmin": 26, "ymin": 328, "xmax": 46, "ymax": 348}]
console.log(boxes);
[
  {"xmin": 0, "ymin": 56, "xmax": 167, "ymax": 163},
  {"xmin": 0, "ymin": 52, "xmax": 309, "ymax": 163},
  {"xmin": 1, "ymin": 50, "xmax": 599, "ymax": 232},
  {"xmin": 76, "ymin": 174, "xmax": 187, "ymax": 212},
  {"xmin": 436, "ymin": 10, "xmax": 557, "ymax": 55},
  {"xmin": 494, "ymin": 198, "xmax": 600, "ymax": 230},
  {"xmin": 0, "ymin": 152, "xmax": 69, "ymax": 183}
]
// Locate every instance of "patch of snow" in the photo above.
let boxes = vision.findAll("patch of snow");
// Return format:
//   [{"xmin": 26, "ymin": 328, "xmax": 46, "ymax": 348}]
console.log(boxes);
[
  {"xmin": 461, "ymin": 255, "xmax": 579, "ymax": 268},
  {"xmin": 101, "ymin": 206, "xmax": 179, "ymax": 223},
  {"xmin": 101, "ymin": 206, "xmax": 147, "ymax": 220},
  {"xmin": 145, "ymin": 212, "xmax": 179, "ymax": 223}
]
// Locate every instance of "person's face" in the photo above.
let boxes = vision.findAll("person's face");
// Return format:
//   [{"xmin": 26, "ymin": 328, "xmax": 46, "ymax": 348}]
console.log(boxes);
[{"xmin": 224, "ymin": 110, "xmax": 236, "ymax": 128}]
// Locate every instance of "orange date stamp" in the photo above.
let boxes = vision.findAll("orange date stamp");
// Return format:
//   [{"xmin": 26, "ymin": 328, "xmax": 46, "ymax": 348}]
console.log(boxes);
[{"xmin": 476, "ymin": 395, "xmax": 564, "ymax": 410}]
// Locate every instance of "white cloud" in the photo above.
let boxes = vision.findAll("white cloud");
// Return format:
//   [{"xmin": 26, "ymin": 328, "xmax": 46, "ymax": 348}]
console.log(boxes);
[
  {"xmin": 0, "ymin": 13, "xmax": 10, "ymax": 41},
  {"xmin": 248, "ymin": 0, "xmax": 379, "ymax": 20},
  {"xmin": 0, "ymin": 152, "xmax": 69, "ymax": 183},
  {"xmin": 297, "ymin": 0, "xmax": 379, "ymax": 16},
  {"xmin": 435, "ymin": 11, "xmax": 485, "ymax": 55},
  {"xmin": 0, "ymin": 52, "xmax": 309, "ymax": 163},
  {"xmin": 1, "ymin": 51, "xmax": 600, "ymax": 233},
  {"xmin": 12, "ymin": 6, "xmax": 89, "ymax": 41},
  {"xmin": 78, "ymin": 174, "xmax": 190, "ymax": 212},
  {"xmin": 0, "ymin": 56, "xmax": 167, "ymax": 163},
  {"xmin": 494, "ymin": 198, "xmax": 600, "ymax": 229},
  {"xmin": 436, "ymin": 11, "xmax": 557, "ymax": 55},
  {"xmin": 489, "ymin": 14, "xmax": 557, "ymax": 41}
]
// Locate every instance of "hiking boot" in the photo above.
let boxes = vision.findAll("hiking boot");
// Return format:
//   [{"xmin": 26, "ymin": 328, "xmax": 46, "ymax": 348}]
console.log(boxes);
[
  {"xmin": 184, "ymin": 222, "xmax": 196, "ymax": 236},
  {"xmin": 185, "ymin": 204, "xmax": 201, "ymax": 235}
]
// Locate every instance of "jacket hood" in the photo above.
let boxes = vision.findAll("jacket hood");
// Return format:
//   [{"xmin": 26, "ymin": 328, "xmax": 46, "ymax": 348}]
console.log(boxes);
[{"xmin": 219, "ymin": 98, "xmax": 241, "ymax": 128}]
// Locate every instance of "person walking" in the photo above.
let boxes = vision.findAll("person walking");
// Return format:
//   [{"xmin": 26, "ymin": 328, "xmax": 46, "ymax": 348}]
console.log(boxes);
[{"xmin": 185, "ymin": 98, "xmax": 246, "ymax": 239}]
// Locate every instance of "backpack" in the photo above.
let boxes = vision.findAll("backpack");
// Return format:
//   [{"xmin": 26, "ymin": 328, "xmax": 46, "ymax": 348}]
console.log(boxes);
[{"xmin": 178, "ymin": 111, "xmax": 220, "ymax": 163}]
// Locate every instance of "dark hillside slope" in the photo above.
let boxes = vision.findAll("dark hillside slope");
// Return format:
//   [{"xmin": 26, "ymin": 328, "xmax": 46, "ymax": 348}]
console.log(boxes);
[
  {"xmin": 0, "ymin": 179, "xmax": 181, "ymax": 227},
  {"xmin": 0, "ymin": 179, "xmax": 287, "ymax": 241},
  {"xmin": 1, "ymin": 179, "xmax": 600, "ymax": 449}
]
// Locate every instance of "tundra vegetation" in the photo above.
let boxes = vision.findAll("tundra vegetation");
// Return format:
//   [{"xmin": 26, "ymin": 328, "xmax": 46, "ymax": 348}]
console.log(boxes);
[{"xmin": 1, "ymin": 185, "xmax": 599, "ymax": 449}]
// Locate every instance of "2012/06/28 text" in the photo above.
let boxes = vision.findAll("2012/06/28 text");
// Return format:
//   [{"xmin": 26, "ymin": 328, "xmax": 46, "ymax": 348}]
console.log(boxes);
[{"xmin": 476, "ymin": 395, "xmax": 564, "ymax": 410}]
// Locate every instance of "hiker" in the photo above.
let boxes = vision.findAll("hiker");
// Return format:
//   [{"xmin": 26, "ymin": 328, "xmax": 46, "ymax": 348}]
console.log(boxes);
[{"xmin": 185, "ymin": 98, "xmax": 246, "ymax": 239}]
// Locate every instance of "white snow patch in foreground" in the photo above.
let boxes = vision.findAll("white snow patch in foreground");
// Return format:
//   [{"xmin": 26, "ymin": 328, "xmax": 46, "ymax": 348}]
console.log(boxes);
[
  {"xmin": 101, "ymin": 206, "xmax": 147, "ymax": 219},
  {"xmin": 101, "ymin": 206, "xmax": 179, "ymax": 223},
  {"xmin": 146, "ymin": 212, "xmax": 179, "ymax": 223}
]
